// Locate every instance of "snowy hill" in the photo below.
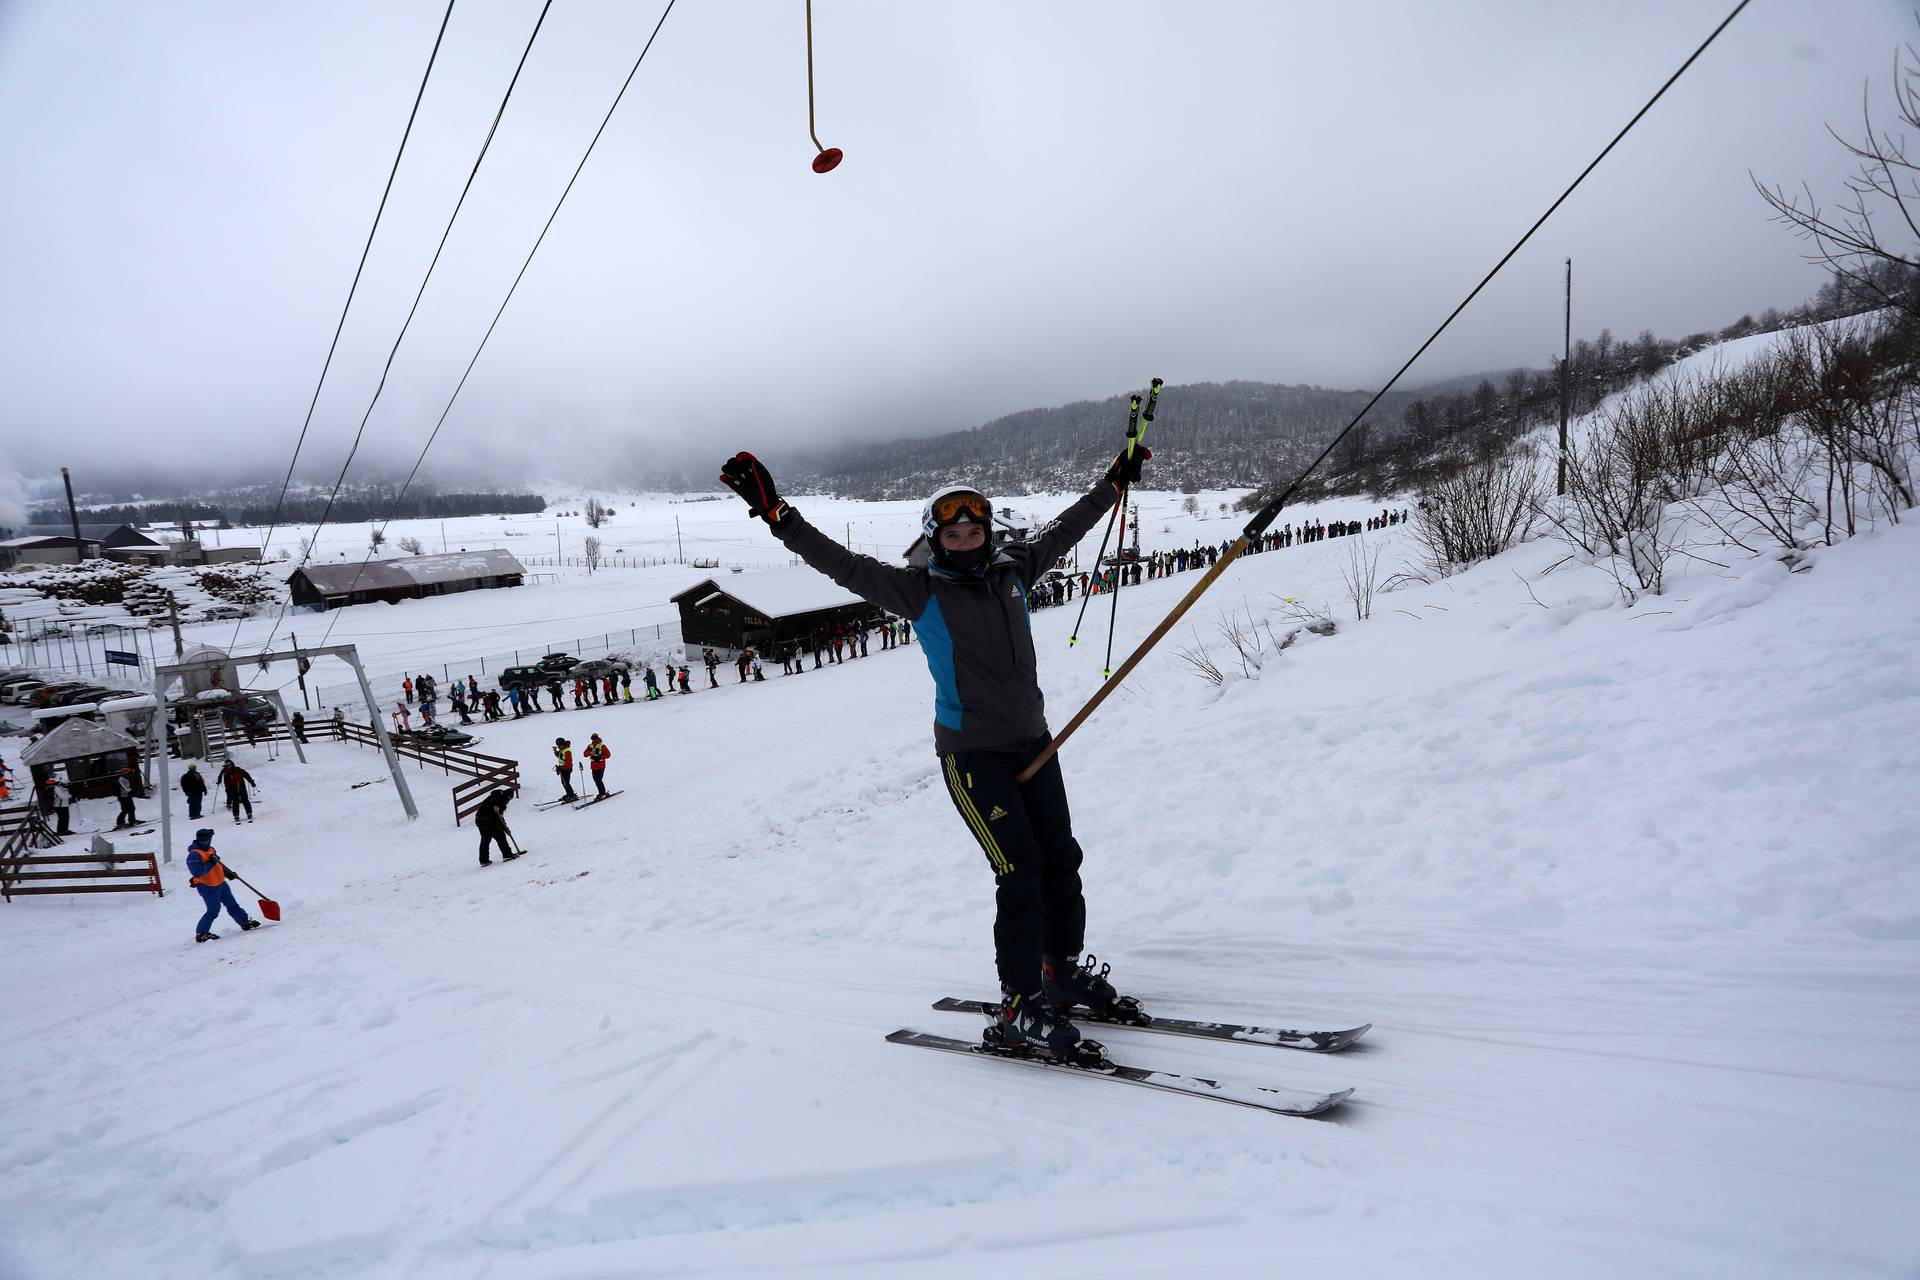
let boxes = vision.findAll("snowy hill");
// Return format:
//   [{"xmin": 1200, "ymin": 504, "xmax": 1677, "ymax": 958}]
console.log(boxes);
[{"xmin": 2, "ymin": 482, "xmax": 1916, "ymax": 1278}]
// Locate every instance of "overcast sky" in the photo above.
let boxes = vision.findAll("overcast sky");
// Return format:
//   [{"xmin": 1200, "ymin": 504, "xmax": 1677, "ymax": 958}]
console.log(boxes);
[{"xmin": 1, "ymin": 0, "xmax": 1913, "ymax": 502}]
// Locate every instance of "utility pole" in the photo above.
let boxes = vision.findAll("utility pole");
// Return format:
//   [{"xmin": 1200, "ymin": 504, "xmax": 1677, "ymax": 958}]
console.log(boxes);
[
  {"xmin": 292, "ymin": 630, "xmax": 311, "ymax": 711},
  {"xmin": 675, "ymin": 515, "xmax": 683, "ymax": 564},
  {"xmin": 61, "ymin": 466, "xmax": 84, "ymax": 563},
  {"xmin": 1558, "ymin": 256, "xmax": 1572, "ymax": 498},
  {"xmin": 441, "ymin": 521, "xmax": 448, "ymax": 554},
  {"xmin": 555, "ymin": 519, "xmax": 562, "ymax": 562},
  {"xmin": 167, "ymin": 592, "xmax": 184, "ymax": 658}
]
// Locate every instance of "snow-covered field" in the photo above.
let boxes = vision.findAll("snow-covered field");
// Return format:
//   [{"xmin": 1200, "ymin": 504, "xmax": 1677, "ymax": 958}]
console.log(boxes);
[{"xmin": 2, "ymin": 464, "xmax": 1916, "ymax": 1277}]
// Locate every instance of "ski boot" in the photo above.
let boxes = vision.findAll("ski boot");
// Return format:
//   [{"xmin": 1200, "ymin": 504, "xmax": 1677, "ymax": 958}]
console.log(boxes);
[
  {"xmin": 195, "ymin": 932, "xmax": 218, "ymax": 943},
  {"xmin": 982, "ymin": 991, "xmax": 1108, "ymax": 1067},
  {"xmin": 502, "ymin": 850, "xmax": 520, "ymax": 862},
  {"xmin": 241, "ymin": 919, "xmax": 262, "ymax": 931},
  {"xmin": 1043, "ymin": 954, "xmax": 1147, "ymax": 1025}
]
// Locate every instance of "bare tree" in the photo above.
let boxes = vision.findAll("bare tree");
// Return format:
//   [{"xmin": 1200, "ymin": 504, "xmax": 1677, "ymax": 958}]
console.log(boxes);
[
  {"xmin": 1754, "ymin": 31, "xmax": 1920, "ymax": 326},
  {"xmin": 583, "ymin": 535, "xmax": 602, "ymax": 573},
  {"xmin": 1540, "ymin": 380, "xmax": 1696, "ymax": 600},
  {"xmin": 1173, "ymin": 624, "xmax": 1224, "ymax": 686},
  {"xmin": 1411, "ymin": 448, "xmax": 1544, "ymax": 575},
  {"xmin": 1340, "ymin": 535, "xmax": 1384, "ymax": 621},
  {"xmin": 397, "ymin": 536, "xmax": 425, "ymax": 555},
  {"xmin": 584, "ymin": 497, "xmax": 611, "ymax": 529},
  {"xmin": 368, "ymin": 526, "xmax": 387, "ymax": 552}
]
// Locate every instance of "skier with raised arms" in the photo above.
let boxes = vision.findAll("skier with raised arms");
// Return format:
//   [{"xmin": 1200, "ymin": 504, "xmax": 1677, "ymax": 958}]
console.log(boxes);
[{"xmin": 720, "ymin": 444, "xmax": 1150, "ymax": 1061}]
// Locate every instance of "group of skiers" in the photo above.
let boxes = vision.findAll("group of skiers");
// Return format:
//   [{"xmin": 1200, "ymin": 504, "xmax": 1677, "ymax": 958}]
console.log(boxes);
[
  {"xmin": 1021, "ymin": 507, "xmax": 1415, "ymax": 610},
  {"xmin": 549, "ymin": 732, "xmax": 614, "ymax": 803},
  {"xmin": 177, "ymin": 759, "xmax": 257, "ymax": 822}
]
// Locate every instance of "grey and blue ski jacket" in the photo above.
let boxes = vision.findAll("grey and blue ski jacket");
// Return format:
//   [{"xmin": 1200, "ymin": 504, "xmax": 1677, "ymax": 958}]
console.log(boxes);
[{"xmin": 772, "ymin": 477, "xmax": 1119, "ymax": 755}]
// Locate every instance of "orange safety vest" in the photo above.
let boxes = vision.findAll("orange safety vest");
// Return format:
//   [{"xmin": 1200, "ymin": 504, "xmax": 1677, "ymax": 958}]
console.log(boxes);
[{"xmin": 189, "ymin": 844, "xmax": 227, "ymax": 888}]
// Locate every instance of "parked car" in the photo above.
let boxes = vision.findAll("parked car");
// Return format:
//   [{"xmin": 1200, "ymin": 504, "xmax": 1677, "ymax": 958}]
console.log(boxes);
[
  {"xmin": 29, "ymin": 683, "xmax": 94, "ymax": 709},
  {"xmin": 200, "ymin": 605, "xmax": 249, "ymax": 621},
  {"xmin": 535, "ymin": 652, "xmax": 579, "ymax": 673},
  {"xmin": 0, "ymin": 679, "xmax": 49, "ymax": 703},
  {"xmin": 497, "ymin": 665, "xmax": 547, "ymax": 691},
  {"xmin": 83, "ymin": 622, "xmax": 133, "ymax": 637},
  {"xmin": 49, "ymin": 686, "xmax": 118, "ymax": 707}
]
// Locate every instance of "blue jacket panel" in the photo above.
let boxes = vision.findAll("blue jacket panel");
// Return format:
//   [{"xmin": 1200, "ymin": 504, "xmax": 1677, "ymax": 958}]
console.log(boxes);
[{"xmin": 773, "ymin": 476, "xmax": 1117, "ymax": 754}]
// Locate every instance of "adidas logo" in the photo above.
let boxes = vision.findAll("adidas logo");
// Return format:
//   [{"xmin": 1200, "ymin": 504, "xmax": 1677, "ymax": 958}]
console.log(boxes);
[{"xmin": 986, "ymin": 805, "xmax": 1008, "ymax": 821}]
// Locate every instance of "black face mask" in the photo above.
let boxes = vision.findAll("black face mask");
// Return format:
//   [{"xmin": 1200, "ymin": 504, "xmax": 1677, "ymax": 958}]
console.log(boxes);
[{"xmin": 935, "ymin": 540, "xmax": 991, "ymax": 575}]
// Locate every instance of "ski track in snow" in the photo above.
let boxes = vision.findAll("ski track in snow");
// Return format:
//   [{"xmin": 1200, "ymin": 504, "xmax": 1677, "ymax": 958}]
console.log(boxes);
[{"xmin": 1, "ymin": 485, "xmax": 1917, "ymax": 1278}]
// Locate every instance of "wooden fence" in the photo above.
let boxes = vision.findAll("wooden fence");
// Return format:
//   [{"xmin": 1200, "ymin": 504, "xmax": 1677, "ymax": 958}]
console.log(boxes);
[
  {"xmin": 317, "ymin": 721, "xmax": 520, "ymax": 825},
  {"xmin": 2, "ymin": 851, "xmax": 162, "ymax": 903}
]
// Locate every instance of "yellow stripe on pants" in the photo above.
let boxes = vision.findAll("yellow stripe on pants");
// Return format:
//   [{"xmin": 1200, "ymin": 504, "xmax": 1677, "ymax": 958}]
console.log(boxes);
[{"xmin": 944, "ymin": 754, "xmax": 1010, "ymax": 875}]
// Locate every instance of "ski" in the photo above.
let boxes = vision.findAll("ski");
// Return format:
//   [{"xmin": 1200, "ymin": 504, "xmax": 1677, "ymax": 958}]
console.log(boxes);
[
  {"xmin": 886, "ymin": 1029, "xmax": 1351, "ymax": 1117},
  {"xmin": 530, "ymin": 797, "xmax": 575, "ymax": 811},
  {"xmin": 572, "ymin": 789, "xmax": 624, "ymax": 810},
  {"xmin": 932, "ymin": 997, "xmax": 1369, "ymax": 1053}
]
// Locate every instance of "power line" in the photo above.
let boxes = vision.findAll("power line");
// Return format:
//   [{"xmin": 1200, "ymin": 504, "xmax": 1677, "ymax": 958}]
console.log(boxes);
[
  {"xmin": 254, "ymin": 1, "xmax": 557, "ymax": 662},
  {"xmin": 1243, "ymin": 0, "xmax": 1754, "ymax": 536},
  {"xmin": 238, "ymin": 0, "xmax": 457, "ymax": 647},
  {"xmin": 308, "ymin": 0, "xmax": 679, "ymax": 659},
  {"xmin": 1020, "ymin": 0, "xmax": 1756, "ymax": 784}
]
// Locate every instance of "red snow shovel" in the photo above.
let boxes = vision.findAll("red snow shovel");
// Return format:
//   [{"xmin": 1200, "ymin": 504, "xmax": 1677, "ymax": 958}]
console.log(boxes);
[{"xmin": 225, "ymin": 870, "xmax": 281, "ymax": 922}]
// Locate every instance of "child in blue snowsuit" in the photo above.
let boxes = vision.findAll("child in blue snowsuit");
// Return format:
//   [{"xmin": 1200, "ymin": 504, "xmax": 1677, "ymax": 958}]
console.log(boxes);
[{"xmin": 186, "ymin": 828, "xmax": 260, "ymax": 943}]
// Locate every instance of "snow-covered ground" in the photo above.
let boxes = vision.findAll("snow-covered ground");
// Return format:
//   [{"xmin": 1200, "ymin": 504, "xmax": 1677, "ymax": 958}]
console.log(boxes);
[{"xmin": 2, "ymin": 468, "xmax": 1915, "ymax": 1277}]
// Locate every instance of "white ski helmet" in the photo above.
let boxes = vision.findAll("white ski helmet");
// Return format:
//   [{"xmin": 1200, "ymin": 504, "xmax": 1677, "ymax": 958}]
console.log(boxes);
[{"xmin": 922, "ymin": 484, "xmax": 992, "ymax": 542}]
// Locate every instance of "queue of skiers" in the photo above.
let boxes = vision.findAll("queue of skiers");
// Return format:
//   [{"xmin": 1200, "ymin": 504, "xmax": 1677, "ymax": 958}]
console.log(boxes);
[{"xmin": 1017, "ymin": 508, "xmax": 1414, "ymax": 610}]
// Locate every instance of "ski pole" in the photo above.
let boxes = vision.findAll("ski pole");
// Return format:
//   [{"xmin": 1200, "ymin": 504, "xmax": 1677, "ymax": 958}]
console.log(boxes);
[
  {"xmin": 1069, "ymin": 392, "xmax": 1142, "ymax": 646},
  {"xmin": 1099, "ymin": 379, "xmax": 1161, "ymax": 675}
]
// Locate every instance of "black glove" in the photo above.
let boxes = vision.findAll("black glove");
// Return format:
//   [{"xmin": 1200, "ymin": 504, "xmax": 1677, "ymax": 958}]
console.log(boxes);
[
  {"xmin": 719, "ymin": 452, "xmax": 790, "ymax": 526},
  {"xmin": 1106, "ymin": 443, "xmax": 1152, "ymax": 490}
]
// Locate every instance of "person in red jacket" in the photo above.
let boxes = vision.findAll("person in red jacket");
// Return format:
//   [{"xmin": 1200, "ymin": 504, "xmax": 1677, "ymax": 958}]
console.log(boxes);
[
  {"xmin": 583, "ymin": 733, "xmax": 611, "ymax": 798},
  {"xmin": 219, "ymin": 760, "xmax": 256, "ymax": 822}
]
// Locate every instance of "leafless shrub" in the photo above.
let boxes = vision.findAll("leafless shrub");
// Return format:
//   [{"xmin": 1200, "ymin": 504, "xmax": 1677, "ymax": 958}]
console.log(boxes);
[
  {"xmin": 1411, "ymin": 449, "xmax": 1544, "ymax": 575},
  {"xmin": 1541, "ymin": 382, "xmax": 1683, "ymax": 601},
  {"xmin": 1340, "ymin": 536, "xmax": 1384, "ymax": 621},
  {"xmin": 583, "ymin": 536, "xmax": 603, "ymax": 573},
  {"xmin": 1218, "ymin": 603, "xmax": 1287, "ymax": 678},
  {"xmin": 1173, "ymin": 625, "xmax": 1224, "ymax": 685},
  {"xmin": 1273, "ymin": 593, "xmax": 1336, "ymax": 636},
  {"xmin": 397, "ymin": 536, "xmax": 424, "ymax": 555},
  {"xmin": 1784, "ymin": 322, "xmax": 1917, "ymax": 534},
  {"xmin": 1702, "ymin": 419, "xmax": 1820, "ymax": 554}
]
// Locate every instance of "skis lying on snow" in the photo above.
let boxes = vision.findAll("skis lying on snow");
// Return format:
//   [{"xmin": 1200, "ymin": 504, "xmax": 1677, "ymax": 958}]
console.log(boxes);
[
  {"xmin": 573, "ymin": 789, "xmax": 623, "ymax": 810},
  {"xmin": 932, "ymin": 998, "xmax": 1370, "ymax": 1053},
  {"xmin": 885, "ymin": 1030, "xmax": 1352, "ymax": 1117}
]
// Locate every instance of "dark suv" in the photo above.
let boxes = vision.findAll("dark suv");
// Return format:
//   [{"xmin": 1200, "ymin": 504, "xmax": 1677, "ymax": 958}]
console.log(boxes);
[{"xmin": 498, "ymin": 665, "xmax": 548, "ymax": 691}]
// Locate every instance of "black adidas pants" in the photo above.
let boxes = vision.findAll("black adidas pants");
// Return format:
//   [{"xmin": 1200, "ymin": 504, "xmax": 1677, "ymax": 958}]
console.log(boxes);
[{"xmin": 941, "ymin": 737, "xmax": 1086, "ymax": 997}]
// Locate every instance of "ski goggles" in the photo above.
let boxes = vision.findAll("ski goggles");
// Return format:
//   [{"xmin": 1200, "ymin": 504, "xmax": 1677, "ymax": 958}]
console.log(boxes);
[{"xmin": 931, "ymin": 490, "xmax": 991, "ymax": 527}]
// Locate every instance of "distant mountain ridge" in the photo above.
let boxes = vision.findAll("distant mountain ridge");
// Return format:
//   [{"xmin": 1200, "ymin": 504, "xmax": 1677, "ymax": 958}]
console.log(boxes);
[{"xmin": 741, "ymin": 380, "xmax": 1417, "ymax": 500}]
